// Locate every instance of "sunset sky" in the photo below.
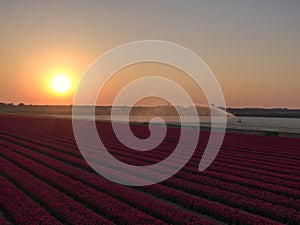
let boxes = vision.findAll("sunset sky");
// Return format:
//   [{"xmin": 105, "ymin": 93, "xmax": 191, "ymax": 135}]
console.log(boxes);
[{"xmin": 0, "ymin": 0, "xmax": 299, "ymax": 108}]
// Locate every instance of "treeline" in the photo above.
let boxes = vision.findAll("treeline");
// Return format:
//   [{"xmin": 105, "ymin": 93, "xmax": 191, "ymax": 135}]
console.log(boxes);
[{"xmin": 0, "ymin": 102, "xmax": 25, "ymax": 106}]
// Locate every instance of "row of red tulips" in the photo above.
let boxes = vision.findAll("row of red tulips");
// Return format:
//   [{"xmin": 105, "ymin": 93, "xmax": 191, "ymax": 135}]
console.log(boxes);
[
  {"xmin": 55, "ymin": 130, "xmax": 300, "ymax": 174},
  {"xmin": 6, "ymin": 128, "xmax": 299, "ymax": 201},
  {"xmin": 0, "ymin": 142, "xmax": 219, "ymax": 225},
  {"xmin": 79, "ymin": 134, "xmax": 300, "ymax": 189},
  {"xmin": 139, "ymin": 184, "xmax": 283, "ymax": 225},
  {"xmin": 3, "ymin": 127, "xmax": 299, "ymax": 200},
  {"xmin": 220, "ymin": 132, "xmax": 300, "ymax": 153},
  {"xmin": 1, "ymin": 115, "xmax": 299, "ymax": 224},
  {"xmin": 0, "ymin": 145, "xmax": 167, "ymax": 225},
  {"xmin": 1, "ymin": 130, "xmax": 299, "ymax": 218},
  {"xmin": 94, "ymin": 138, "xmax": 300, "ymax": 209},
  {"xmin": 2, "ymin": 120, "xmax": 300, "ymax": 179},
  {"xmin": 1, "ymin": 140, "xmax": 290, "ymax": 223},
  {"xmin": 1, "ymin": 129, "xmax": 299, "ymax": 214},
  {"xmin": 65, "ymin": 139, "xmax": 298, "ymax": 223},
  {"xmin": 0, "ymin": 157, "xmax": 114, "ymax": 225},
  {"xmin": 5, "ymin": 120, "xmax": 300, "ymax": 184},
  {"xmin": 1, "ymin": 114, "xmax": 299, "ymax": 157},
  {"xmin": 162, "ymin": 176, "xmax": 298, "ymax": 224},
  {"xmin": 0, "ymin": 216, "xmax": 8, "ymax": 225},
  {"xmin": 0, "ymin": 175, "xmax": 61, "ymax": 225},
  {"xmin": 68, "ymin": 137, "xmax": 300, "ymax": 211},
  {"xmin": 1, "ymin": 115, "xmax": 299, "ymax": 157}
]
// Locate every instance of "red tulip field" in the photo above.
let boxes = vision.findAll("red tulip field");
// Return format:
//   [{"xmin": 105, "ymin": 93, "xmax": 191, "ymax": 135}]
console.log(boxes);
[{"xmin": 0, "ymin": 114, "xmax": 299, "ymax": 225}]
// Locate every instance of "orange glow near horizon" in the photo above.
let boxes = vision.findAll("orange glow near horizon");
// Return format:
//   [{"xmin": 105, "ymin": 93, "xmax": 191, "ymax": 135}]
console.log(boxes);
[
  {"xmin": 7, "ymin": 46, "xmax": 92, "ymax": 105},
  {"xmin": 1, "ymin": 2, "xmax": 300, "ymax": 108}
]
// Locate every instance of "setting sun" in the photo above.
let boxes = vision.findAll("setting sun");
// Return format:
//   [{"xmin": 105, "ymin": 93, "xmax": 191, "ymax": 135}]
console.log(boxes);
[{"xmin": 50, "ymin": 74, "xmax": 72, "ymax": 95}]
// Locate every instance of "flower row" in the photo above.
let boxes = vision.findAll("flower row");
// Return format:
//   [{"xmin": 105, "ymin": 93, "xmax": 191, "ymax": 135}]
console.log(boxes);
[
  {"xmin": 0, "ymin": 175, "xmax": 61, "ymax": 225},
  {"xmin": 0, "ymin": 142, "xmax": 218, "ymax": 225},
  {"xmin": 0, "ymin": 156, "xmax": 114, "ymax": 225},
  {"xmin": 0, "ymin": 140, "xmax": 286, "ymax": 225}
]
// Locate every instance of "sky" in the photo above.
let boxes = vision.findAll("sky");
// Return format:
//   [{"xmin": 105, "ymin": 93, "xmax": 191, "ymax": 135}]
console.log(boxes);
[{"xmin": 0, "ymin": 0, "xmax": 299, "ymax": 108}]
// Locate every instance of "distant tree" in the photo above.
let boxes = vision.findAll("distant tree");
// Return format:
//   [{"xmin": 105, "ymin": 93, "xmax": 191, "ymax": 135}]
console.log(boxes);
[{"xmin": 18, "ymin": 103, "xmax": 25, "ymax": 106}]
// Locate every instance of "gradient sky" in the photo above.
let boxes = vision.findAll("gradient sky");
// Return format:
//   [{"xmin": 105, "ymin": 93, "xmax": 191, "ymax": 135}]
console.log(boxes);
[{"xmin": 0, "ymin": 0, "xmax": 299, "ymax": 108}]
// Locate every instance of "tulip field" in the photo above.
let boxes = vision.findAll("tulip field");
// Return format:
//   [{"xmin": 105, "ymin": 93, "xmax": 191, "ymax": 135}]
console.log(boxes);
[{"xmin": 0, "ymin": 114, "xmax": 299, "ymax": 225}]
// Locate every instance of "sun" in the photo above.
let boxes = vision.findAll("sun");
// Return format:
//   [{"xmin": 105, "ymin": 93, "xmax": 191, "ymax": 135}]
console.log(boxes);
[{"xmin": 50, "ymin": 74, "xmax": 72, "ymax": 94}]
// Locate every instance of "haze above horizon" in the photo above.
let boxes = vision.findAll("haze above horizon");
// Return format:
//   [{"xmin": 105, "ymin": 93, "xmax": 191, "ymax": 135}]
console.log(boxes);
[{"xmin": 0, "ymin": 0, "xmax": 299, "ymax": 108}]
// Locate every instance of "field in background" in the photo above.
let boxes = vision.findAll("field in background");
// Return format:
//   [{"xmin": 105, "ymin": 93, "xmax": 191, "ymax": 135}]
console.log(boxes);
[
  {"xmin": 0, "ymin": 114, "xmax": 300, "ymax": 224},
  {"xmin": 1, "ymin": 104, "xmax": 300, "ymax": 138}
]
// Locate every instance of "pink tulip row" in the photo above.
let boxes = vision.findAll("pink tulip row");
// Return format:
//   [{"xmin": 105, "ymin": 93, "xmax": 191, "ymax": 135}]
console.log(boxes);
[
  {"xmin": 112, "ymin": 148, "xmax": 300, "ymax": 211},
  {"xmin": 1, "ymin": 130, "xmax": 299, "ymax": 223},
  {"xmin": 77, "ymin": 135, "xmax": 300, "ymax": 192},
  {"xmin": 1, "ymin": 116, "xmax": 299, "ymax": 180},
  {"xmin": 138, "ymin": 127, "xmax": 300, "ymax": 166},
  {"xmin": 72, "ymin": 138, "xmax": 300, "ymax": 211},
  {"xmin": 0, "ymin": 157, "xmax": 114, "ymax": 225},
  {"xmin": 1, "ymin": 114, "xmax": 299, "ymax": 158},
  {"xmin": 212, "ymin": 164, "xmax": 299, "ymax": 188},
  {"xmin": 10, "ymin": 128, "xmax": 299, "ymax": 201},
  {"xmin": 218, "ymin": 141, "xmax": 300, "ymax": 160},
  {"xmin": 203, "ymin": 169, "xmax": 300, "ymax": 199},
  {"xmin": 215, "ymin": 150, "xmax": 300, "ymax": 172},
  {"xmin": 2, "ymin": 116, "xmax": 299, "ymax": 174},
  {"xmin": 102, "ymin": 144, "xmax": 300, "ymax": 211},
  {"xmin": 220, "ymin": 142, "xmax": 300, "ymax": 159},
  {"xmin": 2, "ymin": 127, "xmax": 300, "ymax": 219},
  {"xmin": 0, "ymin": 142, "xmax": 219, "ymax": 225},
  {"xmin": 1, "ymin": 115, "xmax": 300, "ymax": 224},
  {"xmin": 193, "ymin": 153, "xmax": 300, "ymax": 179},
  {"xmin": 221, "ymin": 132, "xmax": 300, "ymax": 154},
  {"xmin": 7, "ymin": 120, "xmax": 299, "ymax": 184},
  {"xmin": 139, "ymin": 185, "xmax": 283, "ymax": 225},
  {"xmin": 0, "ymin": 175, "xmax": 62, "ymax": 225},
  {"xmin": 0, "ymin": 216, "xmax": 8, "ymax": 225},
  {"xmin": 4, "ymin": 125, "xmax": 300, "ymax": 194},
  {"xmin": 217, "ymin": 150, "xmax": 300, "ymax": 173},
  {"xmin": 72, "ymin": 135, "xmax": 299, "ymax": 221},
  {"xmin": 74, "ymin": 130, "xmax": 300, "ymax": 174},
  {"xmin": 100, "ymin": 136, "xmax": 299, "ymax": 209},
  {"xmin": 163, "ymin": 176, "xmax": 298, "ymax": 224},
  {"xmin": 97, "ymin": 122, "xmax": 300, "ymax": 156},
  {"xmin": 0, "ymin": 145, "xmax": 167, "ymax": 225},
  {"xmin": 91, "ymin": 138, "xmax": 300, "ymax": 207},
  {"xmin": 175, "ymin": 171, "xmax": 299, "ymax": 210},
  {"xmin": 2, "ymin": 127, "xmax": 299, "ymax": 205},
  {"xmin": 0, "ymin": 139, "xmax": 288, "ymax": 225},
  {"xmin": 96, "ymin": 134, "xmax": 300, "ymax": 179}
]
